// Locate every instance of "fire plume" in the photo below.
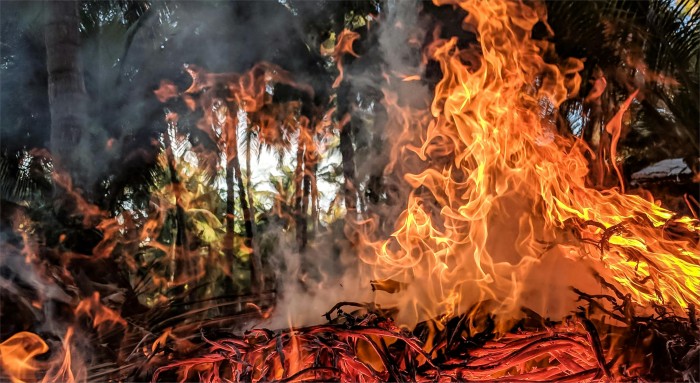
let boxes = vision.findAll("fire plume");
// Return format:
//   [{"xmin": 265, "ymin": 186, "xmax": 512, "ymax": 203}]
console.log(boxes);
[{"xmin": 357, "ymin": 0, "xmax": 699, "ymax": 328}]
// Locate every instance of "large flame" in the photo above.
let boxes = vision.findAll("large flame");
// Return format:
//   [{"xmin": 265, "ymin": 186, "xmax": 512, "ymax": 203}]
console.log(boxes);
[
  {"xmin": 359, "ymin": 0, "xmax": 699, "ymax": 327},
  {"xmin": 0, "ymin": 332, "xmax": 48, "ymax": 383},
  {"xmin": 2, "ymin": 1, "xmax": 698, "ymax": 381}
]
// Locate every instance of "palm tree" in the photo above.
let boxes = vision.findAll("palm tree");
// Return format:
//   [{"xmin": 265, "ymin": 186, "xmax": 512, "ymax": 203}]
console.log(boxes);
[
  {"xmin": 225, "ymin": 103, "xmax": 262, "ymax": 293},
  {"xmin": 546, "ymin": 0, "xmax": 699, "ymax": 187},
  {"xmin": 45, "ymin": 0, "xmax": 89, "ymax": 189}
]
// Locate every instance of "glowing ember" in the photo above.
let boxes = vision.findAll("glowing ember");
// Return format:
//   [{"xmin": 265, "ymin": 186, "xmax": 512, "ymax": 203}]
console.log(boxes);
[{"xmin": 154, "ymin": 306, "xmax": 606, "ymax": 383}]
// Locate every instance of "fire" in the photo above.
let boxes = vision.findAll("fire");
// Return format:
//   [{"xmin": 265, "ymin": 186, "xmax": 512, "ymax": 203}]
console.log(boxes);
[
  {"xmin": 356, "ymin": 0, "xmax": 699, "ymax": 329},
  {"xmin": 74, "ymin": 292, "xmax": 127, "ymax": 329},
  {"xmin": 153, "ymin": 306, "xmax": 607, "ymax": 382},
  {"xmin": 0, "ymin": 329, "xmax": 84, "ymax": 383},
  {"xmin": 2, "ymin": 0, "xmax": 698, "ymax": 382},
  {"xmin": 0, "ymin": 332, "xmax": 48, "ymax": 383},
  {"xmin": 147, "ymin": 1, "xmax": 697, "ymax": 380},
  {"xmin": 331, "ymin": 30, "xmax": 360, "ymax": 89},
  {"xmin": 40, "ymin": 327, "xmax": 85, "ymax": 383}
]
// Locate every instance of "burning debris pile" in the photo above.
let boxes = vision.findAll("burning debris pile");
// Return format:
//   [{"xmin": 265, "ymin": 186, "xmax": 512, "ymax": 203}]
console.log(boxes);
[
  {"xmin": 1, "ymin": 0, "xmax": 699, "ymax": 382},
  {"xmin": 154, "ymin": 303, "xmax": 606, "ymax": 383},
  {"xmin": 152, "ymin": 283, "xmax": 700, "ymax": 382}
]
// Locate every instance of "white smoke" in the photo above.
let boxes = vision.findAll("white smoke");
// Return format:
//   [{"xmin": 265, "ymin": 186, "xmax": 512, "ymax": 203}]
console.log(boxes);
[{"xmin": 260, "ymin": 0, "xmax": 432, "ymax": 330}]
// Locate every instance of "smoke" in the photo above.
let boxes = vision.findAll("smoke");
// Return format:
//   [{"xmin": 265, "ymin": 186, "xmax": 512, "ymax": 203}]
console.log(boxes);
[
  {"xmin": 256, "ymin": 223, "xmax": 370, "ymax": 329},
  {"xmin": 1, "ymin": 0, "xmax": 596, "ymax": 332},
  {"xmin": 378, "ymin": 0, "xmax": 430, "ymax": 107},
  {"xmin": 1, "ymin": 1, "xmax": 335, "ymax": 195},
  {"xmin": 0, "ymin": 2, "xmax": 50, "ymax": 155},
  {"xmin": 0, "ymin": 234, "xmax": 73, "ymax": 330},
  {"xmin": 261, "ymin": 0, "xmax": 435, "ymax": 329}
]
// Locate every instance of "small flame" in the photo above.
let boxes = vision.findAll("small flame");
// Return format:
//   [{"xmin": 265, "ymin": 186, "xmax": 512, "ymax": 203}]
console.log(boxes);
[
  {"xmin": 154, "ymin": 80, "xmax": 179, "ymax": 103},
  {"xmin": 604, "ymin": 89, "xmax": 639, "ymax": 192},
  {"xmin": 332, "ymin": 30, "xmax": 361, "ymax": 89},
  {"xmin": 74, "ymin": 292, "xmax": 127, "ymax": 329},
  {"xmin": 40, "ymin": 327, "xmax": 84, "ymax": 383}
]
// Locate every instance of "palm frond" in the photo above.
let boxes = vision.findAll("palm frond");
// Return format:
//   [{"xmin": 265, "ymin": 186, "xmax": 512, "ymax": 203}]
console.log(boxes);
[
  {"xmin": 0, "ymin": 151, "xmax": 51, "ymax": 204},
  {"xmin": 646, "ymin": 0, "xmax": 700, "ymax": 76}
]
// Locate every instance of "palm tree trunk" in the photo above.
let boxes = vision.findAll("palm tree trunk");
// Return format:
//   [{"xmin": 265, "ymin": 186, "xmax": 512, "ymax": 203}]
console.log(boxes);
[
  {"xmin": 232, "ymin": 153, "xmax": 263, "ymax": 292},
  {"xmin": 310, "ymin": 163, "xmax": 319, "ymax": 234},
  {"xmin": 221, "ymin": 152, "xmax": 240, "ymax": 297},
  {"xmin": 226, "ymin": 109, "xmax": 263, "ymax": 293},
  {"xmin": 338, "ymin": 85, "xmax": 358, "ymax": 212},
  {"xmin": 45, "ymin": 0, "xmax": 88, "ymax": 188},
  {"xmin": 303, "ymin": 119, "xmax": 319, "ymax": 245},
  {"xmin": 225, "ymin": 158, "xmax": 236, "ymax": 255},
  {"xmin": 245, "ymin": 130, "xmax": 257, "ymax": 242},
  {"xmin": 162, "ymin": 124, "xmax": 188, "ymax": 285},
  {"xmin": 366, "ymin": 104, "xmax": 388, "ymax": 206},
  {"xmin": 293, "ymin": 131, "xmax": 306, "ymax": 250},
  {"xmin": 301, "ymin": 163, "xmax": 311, "ymax": 250}
]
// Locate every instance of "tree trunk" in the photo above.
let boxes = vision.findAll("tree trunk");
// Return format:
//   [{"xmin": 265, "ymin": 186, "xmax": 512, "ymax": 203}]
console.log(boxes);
[
  {"xmin": 310, "ymin": 162, "xmax": 318, "ymax": 234},
  {"xmin": 302, "ymin": 118, "xmax": 319, "ymax": 246},
  {"xmin": 232, "ymin": 154, "xmax": 263, "ymax": 293},
  {"xmin": 226, "ymin": 109, "xmax": 263, "ymax": 293},
  {"xmin": 225, "ymin": 158, "xmax": 236, "ymax": 257},
  {"xmin": 293, "ymin": 134, "xmax": 306, "ymax": 250},
  {"xmin": 221, "ymin": 152, "xmax": 241, "ymax": 298},
  {"xmin": 301, "ymin": 160, "xmax": 311, "ymax": 250},
  {"xmin": 366, "ymin": 103, "xmax": 388, "ymax": 206},
  {"xmin": 338, "ymin": 84, "xmax": 358, "ymax": 212},
  {"xmin": 245, "ymin": 130, "xmax": 257, "ymax": 243},
  {"xmin": 45, "ymin": 0, "xmax": 89, "ymax": 188},
  {"xmin": 162, "ymin": 123, "xmax": 188, "ymax": 287}
]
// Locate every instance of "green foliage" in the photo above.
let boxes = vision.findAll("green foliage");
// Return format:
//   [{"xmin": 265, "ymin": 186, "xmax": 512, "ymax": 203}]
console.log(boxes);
[{"xmin": 547, "ymin": 0, "xmax": 699, "ymax": 173}]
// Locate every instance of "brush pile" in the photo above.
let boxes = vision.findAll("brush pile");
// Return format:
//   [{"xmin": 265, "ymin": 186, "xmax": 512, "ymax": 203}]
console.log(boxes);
[{"xmin": 151, "ymin": 296, "xmax": 700, "ymax": 382}]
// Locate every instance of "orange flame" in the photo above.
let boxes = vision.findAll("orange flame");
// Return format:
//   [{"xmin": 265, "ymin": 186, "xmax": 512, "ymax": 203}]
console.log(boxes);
[
  {"xmin": 332, "ymin": 30, "xmax": 360, "ymax": 89},
  {"xmin": 0, "ymin": 332, "xmax": 48, "ymax": 383},
  {"xmin": 154, "ymin": 80, "xmax": 179, "ymax": 103},
  {"xmin": 605, "ymin": 89, "xmax": 639, "ymax": 192},
  {"xmin": 0, "ymin": 328, "xmax": 85, "ymax": 383},
  {"xmin": 40, "ymin": 327, "xmax": 84, "ymax": 383},
  {"xmin": 355, "ymin": 0, "xmax": 700, "ymax": 329},
  {"xmin": 74, "ymin": 292, "xmax": 127, "ymax": 329}
]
